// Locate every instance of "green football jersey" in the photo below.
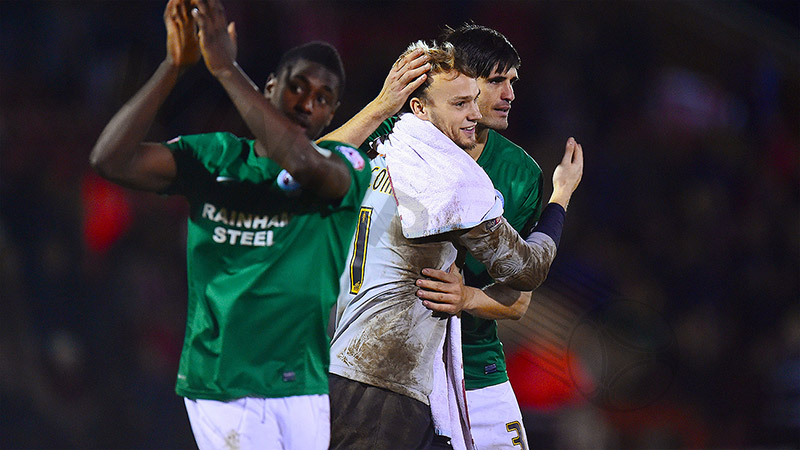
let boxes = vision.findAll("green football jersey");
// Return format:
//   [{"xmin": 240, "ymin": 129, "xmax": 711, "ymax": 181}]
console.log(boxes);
[
  {"xmin": 461, "ymin": 130, "xmax": 543, "ymax": 390},
  {"xmin": 163, "ymin": 132, "xmax": 370, "ymax": 401}
]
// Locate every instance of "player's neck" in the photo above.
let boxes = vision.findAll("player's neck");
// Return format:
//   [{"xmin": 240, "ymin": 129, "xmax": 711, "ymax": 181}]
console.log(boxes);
[{"xmin": 466, "ymin": 126, "xmax": 491, "ymax": 161}]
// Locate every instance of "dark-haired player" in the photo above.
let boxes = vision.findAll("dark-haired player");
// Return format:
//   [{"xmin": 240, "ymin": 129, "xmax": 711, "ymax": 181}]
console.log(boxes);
[
  {"xmin": 89, "ymin": 0, "xmax": 370, "ymax": 448},
  {"xmin": 418, "ymin": 24, "xmax": 542, "ymax": 450},
  {"xmin": 324, "ymin": 24, "xmax": 580, "ymax": 449},
  {"xmin": 323, "ymin": 38, "xmax": 582, "ymax": 448}
]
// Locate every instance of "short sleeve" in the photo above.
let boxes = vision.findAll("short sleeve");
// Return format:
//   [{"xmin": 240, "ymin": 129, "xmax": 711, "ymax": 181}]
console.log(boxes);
[
  {"xmin": 317, "ymin": 140, "xmax": 371, "ymax": 211},
  {"xmin": 160, "ymin": 134, "xmax": 213, "ymax": 197},
  {"xmin": 358, "ymin": 117, "xmax": 399, "ymax": 155},
  {"xmin": 159, "ymin": 132, "xmax": 254, "ymax": 198}
]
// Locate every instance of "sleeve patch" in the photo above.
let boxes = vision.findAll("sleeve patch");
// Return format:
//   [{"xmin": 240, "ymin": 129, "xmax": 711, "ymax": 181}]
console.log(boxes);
[
  {"xmin": 335, "ymin": 145, "xmax": 365, "ymax": 171},
  {"xmin": 276, "ymin": 169, "xmax": 302, "ymax": 193}
]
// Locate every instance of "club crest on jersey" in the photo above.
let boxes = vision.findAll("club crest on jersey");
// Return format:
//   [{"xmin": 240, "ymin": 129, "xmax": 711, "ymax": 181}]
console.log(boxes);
[
  {"xmin": 276, "ymin": 169, "xmax": 301, "ymax": 193},
  {"xmin": 335, "ymin": 145, "xmax": 365, "ymax": 170}
]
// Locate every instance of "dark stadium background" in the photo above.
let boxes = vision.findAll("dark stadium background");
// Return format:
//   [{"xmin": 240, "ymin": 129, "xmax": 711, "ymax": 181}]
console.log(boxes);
[{"xmin": 1, "ymin": 1, "xmax": 797, "ymax": 448}]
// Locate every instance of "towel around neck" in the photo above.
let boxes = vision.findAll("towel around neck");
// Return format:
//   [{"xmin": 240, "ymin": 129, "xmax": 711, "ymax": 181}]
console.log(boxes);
[{"xmin": 378, "ymin": 113, "xmax": 502, "ymax": 239}]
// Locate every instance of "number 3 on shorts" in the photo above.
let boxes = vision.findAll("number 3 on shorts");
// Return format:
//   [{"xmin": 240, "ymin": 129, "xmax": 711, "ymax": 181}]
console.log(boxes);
[
  {"xmin": 506, "ymin": 421, "xmax": 527, "ymax": 449},
  {"xmin": 349, "ymin": 207, "xmax": 373, "ymax": 294}
]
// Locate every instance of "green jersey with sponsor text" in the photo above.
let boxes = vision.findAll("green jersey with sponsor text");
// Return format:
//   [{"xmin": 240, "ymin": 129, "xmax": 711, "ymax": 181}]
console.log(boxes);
[
  {"xmin": 163, "ymin": 132, "xmax": 370, "ymax": 401},
  {"xmin": 462, "ymin": 129, "xmax": 543, "ymax": 390}
]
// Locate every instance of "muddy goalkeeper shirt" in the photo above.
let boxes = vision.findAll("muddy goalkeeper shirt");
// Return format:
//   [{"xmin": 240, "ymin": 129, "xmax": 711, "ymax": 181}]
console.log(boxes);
[
  {"xmin": 329, "ymin": 152, "xmax": 457, "ymax": 404},
  {"xmin": 351, "ymin": 121, "xmax": 544, "ymax": 391},
  {"xmin": 163, "ymin": 132, "xmax": 370, "ymax": 401}
]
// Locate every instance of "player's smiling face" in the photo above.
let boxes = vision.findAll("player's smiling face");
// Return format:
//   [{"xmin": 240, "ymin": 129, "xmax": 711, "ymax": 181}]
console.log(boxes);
[
  {"xmin": 412, "ymin": 71, "xmax": 482, "ymax": 150},
  {"xmin": 476, "ymin": 65, "xmax": 518, "ymax": 131},
  {"xmin": 265, "ymin": 58, "xmax": 340, "ymax": 140}
]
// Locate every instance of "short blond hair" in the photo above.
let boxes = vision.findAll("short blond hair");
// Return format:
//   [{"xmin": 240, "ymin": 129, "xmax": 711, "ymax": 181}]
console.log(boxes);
[{"xmin": 399, "ymin": 40, "xmax": 476, "ymax": 112}]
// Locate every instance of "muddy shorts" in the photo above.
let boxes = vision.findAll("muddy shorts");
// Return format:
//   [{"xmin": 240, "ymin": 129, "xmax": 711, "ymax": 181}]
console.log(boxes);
[{"xmin": 329, "ymin": 374, "xmax": 450, "ymax": 449}]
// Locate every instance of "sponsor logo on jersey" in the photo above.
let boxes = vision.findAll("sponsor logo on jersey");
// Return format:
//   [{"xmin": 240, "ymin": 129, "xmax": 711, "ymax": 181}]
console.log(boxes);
[
  {"xmin": 201, "ymin": 202, "xmax": 292, "ymax": 247},
  {"xmin": 336, "ymin": 145, "xmax": 365, "ymax": 170},
  {"xmin": 276, "ymin": 169, "xmax": 301, "ymax": 192}
]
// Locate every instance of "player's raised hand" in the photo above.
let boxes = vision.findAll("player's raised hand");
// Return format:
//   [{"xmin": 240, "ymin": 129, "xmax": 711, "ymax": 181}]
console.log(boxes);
[
  {"xmin": 374, "ymin": 48, "xmax": 430, "ymax": 117},
  {"xmin": 164, "ymin": 0, "xmax": 201, "ymax": 70},
  {"xmin": 191, "ymin": 0, "xmax": 237, "ymax": 77},
  {"xmin": 416, "ymin": 263, "xmax": 469, "ymax": 316},
  {"xmin": 549, "ymin": 137, "xmax": 584, "ymax": 210}
]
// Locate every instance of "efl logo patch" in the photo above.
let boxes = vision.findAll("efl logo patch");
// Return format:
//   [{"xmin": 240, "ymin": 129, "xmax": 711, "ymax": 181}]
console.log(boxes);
[
  {"xmin": 336, "ymin": 145, "xmax": 365, "ymax": 170},
  {"xmin": 276, "ymin": 169, "xmax": 301, "ymax": 192},
  {"xmin": 484, "ymin": 217, "xmax": 502, "ymax": 232}
]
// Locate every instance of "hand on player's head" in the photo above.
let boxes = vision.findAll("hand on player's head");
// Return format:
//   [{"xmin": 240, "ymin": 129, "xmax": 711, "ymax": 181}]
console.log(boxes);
[{"xmin": 374, "ymin": 49, "xmax": 431, "ymax": 117}]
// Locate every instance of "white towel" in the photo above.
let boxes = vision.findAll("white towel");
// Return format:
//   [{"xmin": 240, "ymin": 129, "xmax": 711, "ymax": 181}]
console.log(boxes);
[
  {"xmin": 378, "ymin": 113, "xmax": 503, "ymax": 239},
  {"xmin": 429, "ymin": 315, "xmax": 475, "ymax": 450}
]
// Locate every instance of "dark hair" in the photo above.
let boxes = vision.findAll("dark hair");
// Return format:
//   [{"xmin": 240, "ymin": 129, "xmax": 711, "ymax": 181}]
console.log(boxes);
[
  {"xmin": 274, "ymin": 41, "xmax": 346, "ymax": 97},
  {"xmin": 440, "ymin": 23, "xmax": 520, "ymax": 78}
]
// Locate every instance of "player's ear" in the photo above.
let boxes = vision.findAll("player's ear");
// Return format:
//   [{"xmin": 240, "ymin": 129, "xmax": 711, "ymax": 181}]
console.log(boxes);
[
  {"xmin": 263, "ymin": 73, "xmax": 278, "ymax": 99},
  {"xmin": 410, "ymin": 97, "xmax": 427, "ymax": 119}
]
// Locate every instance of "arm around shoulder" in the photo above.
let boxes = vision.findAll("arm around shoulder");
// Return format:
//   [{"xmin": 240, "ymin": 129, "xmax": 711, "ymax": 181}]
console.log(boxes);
[
  {"xmin": 462, "ymin": 285, "xmax": 532, "ymax": 320},
  {"xmin": 319, "ymin": 48, "xmax": 429, "ymax": 147}
]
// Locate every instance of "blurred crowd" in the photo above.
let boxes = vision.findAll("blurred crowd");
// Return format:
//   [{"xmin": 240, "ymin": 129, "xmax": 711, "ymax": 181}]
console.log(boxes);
[{"xmin": 1, "ymin": 1, "xmax": 797, "ymax": 448}]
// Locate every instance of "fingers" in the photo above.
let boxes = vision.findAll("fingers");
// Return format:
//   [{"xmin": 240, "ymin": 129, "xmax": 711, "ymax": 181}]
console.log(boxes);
[
  {"xmin": 399, "ymin": 69, "xmax": 428, "ymax": 93},
  {"xmin": 165, "ymin": 0, "xmax": 178, "ymax": 18},
  {"xmin": 417, "ymin": 285, "xmax": 460, "ymax": 314},
  {"xmin": 562, "ymin": 136, "xmax": 585, "ymax": 166},
  {"xmin": 190, "ymin": 0, "xmax": 223, "ymax": 28},
  {"xmin": 562, "ymin": 137, "xmax": 576, "ymax": 164},
  {"xmin": 417, "ymin": 264, "xmax": 465, "ymax": 315},
  {"xmin": 397, "ymin": 52, "xmax": 429, "ymax": 81},
  {"xmin": 190, "ymin": 0, "xmax": 206, "ymax": 27},
  {"xmin": 206, "ymin": 0, "xmax": 225, "ymax": 15},
  {"xmin": 447, "ymin": 262, "xmax": 461, "ymax": 275},
  {"xmin": 391, "ymin": 49, "xmax": 429, "ymax": 88},
  {"xmin": 421, "ymin": 299, "xmax": 459, "ymax": 315},
  {"xmin": 189, "ymin": 0, "xmax": 205, "ymax": 15},
  {"xmin": 416, "ymin": 286, "xmax": 455, "ymax": 301},
  {"xmin": 227, "ymin": 21, "xmax": 237, "ymax": 45},
  {"xmin": 394, "ymin": 48, "xmax": 427, "ymax": 72},
  {"xmin": 573, "ymin": 141, "xmax": 584, "ymax": 167},
  {"xmin": 176, "ymin": 0, "xmax": 191, "ymax": 23},
  {"xmin": 420, "ymin": 267, "xmax": 456, "ymax": 283},
  {"xmin": 166, "ymin": 0, "xmax": 190, "ymax": 25},
  {"xmin": 416, "ymin": 278, "xmax": 452, "ymax": 294}
]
